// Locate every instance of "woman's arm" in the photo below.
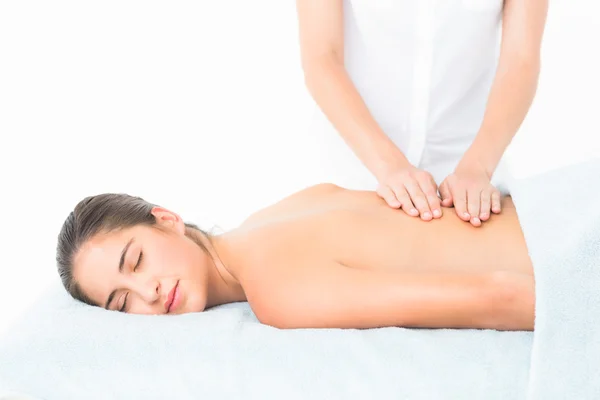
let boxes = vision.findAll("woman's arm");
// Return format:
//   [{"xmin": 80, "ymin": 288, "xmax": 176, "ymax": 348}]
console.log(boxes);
[
  {"xmin": 296, "ymin": 0, "xmax": 442, "ymax": 218},
  {"xmin": 247, "ymin": 263, "xmax": 535, "ymax": 331},
  {"xmin": 460, "ymin": 0, "xmax": 549, "ymax": 176},
  {"xmin": 296, "ymin": 0, "xmax": 408, "ymax": 179}
]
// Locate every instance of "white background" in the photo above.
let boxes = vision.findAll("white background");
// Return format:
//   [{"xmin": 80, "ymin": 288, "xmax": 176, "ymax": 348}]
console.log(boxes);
[{"xmin": 0, "ymin": 1, "xmax": 598, "ymax": 335}]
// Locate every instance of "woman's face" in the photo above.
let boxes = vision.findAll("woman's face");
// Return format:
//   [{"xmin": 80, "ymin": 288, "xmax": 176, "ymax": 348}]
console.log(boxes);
[{"xmin": 73, "ymin": 208, "xmax": 211, "ymax": 315}]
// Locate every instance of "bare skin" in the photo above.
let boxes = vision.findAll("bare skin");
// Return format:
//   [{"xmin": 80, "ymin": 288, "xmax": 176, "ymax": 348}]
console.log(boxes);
[
  {"xmin": 74, "ymin": 183, "xmax": 535, "ymax": 331},
  {"xmin": 229, "ymin": 183, "xmax": 534, "ymax": 331}
]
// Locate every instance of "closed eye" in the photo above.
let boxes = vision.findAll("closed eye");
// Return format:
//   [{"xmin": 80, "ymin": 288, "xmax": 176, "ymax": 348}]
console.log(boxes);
[
  {"xmin": 134, "ymin": 251, "xmax": 143, "ymax": 272},
  {"xmin": 117, "ymin": 251, "xmax": 143, "ymax": 312},
  {"xmin": 119, "ymin": 292, "xmax": 129, "ymax": 312}
]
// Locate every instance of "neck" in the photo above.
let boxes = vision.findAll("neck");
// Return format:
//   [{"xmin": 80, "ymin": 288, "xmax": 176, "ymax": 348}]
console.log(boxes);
[{"xmin": 188, "ymin": 229, "xmax": 247, "ymax": 309}]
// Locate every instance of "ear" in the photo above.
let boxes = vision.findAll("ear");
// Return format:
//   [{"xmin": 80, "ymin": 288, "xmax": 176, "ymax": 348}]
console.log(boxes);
[{"xmin": 150, "ymin": 207, "xmax": 185, "ymax": 235}]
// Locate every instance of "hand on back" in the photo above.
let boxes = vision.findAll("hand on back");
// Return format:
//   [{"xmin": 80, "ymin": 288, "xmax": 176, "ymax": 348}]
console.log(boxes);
[{"xmin": 375, "ymin": 163, "xmax": 443, "ymax": 221}]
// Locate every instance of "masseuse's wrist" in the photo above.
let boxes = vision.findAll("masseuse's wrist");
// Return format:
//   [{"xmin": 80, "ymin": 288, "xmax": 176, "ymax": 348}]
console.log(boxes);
[
  {"xmin": 350, "ymin": 127, "xmax": 412, "ymax": 182},
  {"xmin": 459, "ymin": 150, "xmax": 497, "ymax": 179},
  {"xmin": 371, "ymin": 151, "xmax": 412, "ymax": 182},
  {"xmin": 459, "ymin": 131, "xmax": 506, "ymax": 179}
]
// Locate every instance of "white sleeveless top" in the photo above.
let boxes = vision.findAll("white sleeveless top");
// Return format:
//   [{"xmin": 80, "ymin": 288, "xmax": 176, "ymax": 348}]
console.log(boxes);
[{"xmin": 310, "ymin": 0, "xmax": 511, "ymax": 193}]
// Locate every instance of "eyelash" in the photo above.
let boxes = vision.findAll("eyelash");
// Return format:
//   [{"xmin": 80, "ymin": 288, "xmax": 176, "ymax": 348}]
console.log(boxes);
[
  {"xmin": 120, "ymin": 293, "xmax": 129, "ymax": 312},
  {"xmin": 119, "ymin": 251, "xmax": 144, "ymax": 312},
  {"xmin": 134, "ymin": 251, "xmax": 143, "ymax": 272}
]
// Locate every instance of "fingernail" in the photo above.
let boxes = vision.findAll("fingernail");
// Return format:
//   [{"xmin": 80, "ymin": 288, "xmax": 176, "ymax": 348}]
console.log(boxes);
[
  {"xmin": 433, "ymin": 209, "xmax": 441, "ymax": 218},
  {"xmin": 473, "ymin": 217, "xmax": 481, "ymax": 224},
  {"xmin": 410, "ymin": 208, "xmax": 418, "ymax": 215},
  {"xmin": 423, "ymin": 212, "xmax": 431, "ymax": 219},
  {"xmin": 463, "ymin": 212, "xmax": 470, "ymax": 219},
  {"xmin": 480, "ymin": 212, "xmax": 488, "ymax": 219}
]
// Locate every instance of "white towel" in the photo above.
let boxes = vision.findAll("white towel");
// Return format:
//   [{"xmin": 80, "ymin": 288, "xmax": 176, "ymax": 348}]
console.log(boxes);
[{"xmin": 509, "ymin": 156, "xmax": 600, "ymax": 399}]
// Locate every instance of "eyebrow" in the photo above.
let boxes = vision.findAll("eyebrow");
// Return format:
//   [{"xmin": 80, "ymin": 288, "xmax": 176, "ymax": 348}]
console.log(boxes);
[{"xmin": 104, "ymin": 238, "xmax": 134, "ymax": 310}]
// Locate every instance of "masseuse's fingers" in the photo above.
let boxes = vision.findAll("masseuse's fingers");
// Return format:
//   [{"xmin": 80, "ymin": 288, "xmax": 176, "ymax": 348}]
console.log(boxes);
[
  {"xmin": 417, "ymin": 174, "xmax": 442, "ymax": 219},
  {"xmin": 466, "ymin": 188, "xmax": 482, "ymax": 227},
  {"xmin": 491, "ymin": 190, "xmax": 502, "ymax": 214},
  {"xmin": 452, "ymin": 186, "xmax": 471, "ymax": 222},
  {"xmin": 391, "ymin": 185, "xmax": 419, "ymax": 217},
  {"xmin": 403, "ymin": 178, "xmax": 433, "ymax": 221},
  {"xmin": 479, "ymin": 189, "xmax": 492, "ymax": 221},
  {"xmin": 438, "ymin": 180, "xmax": 453, "ymax": 208},
  {"xmin": 376, "ymin": 184, "xmax": 401, "ymax": 208}
]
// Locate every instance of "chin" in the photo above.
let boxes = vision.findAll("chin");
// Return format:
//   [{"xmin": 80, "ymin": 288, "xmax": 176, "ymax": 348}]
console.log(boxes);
[
  {"xmin": 170, "ymin": 301, "xmax": 205, "ymax": 315},
  {"xmin": 173, "ymin": 282, "xmax": 207, "ymax": 314}
]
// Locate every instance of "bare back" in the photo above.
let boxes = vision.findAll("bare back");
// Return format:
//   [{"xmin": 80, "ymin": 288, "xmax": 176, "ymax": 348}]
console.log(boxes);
[{"xmin": 230, "ymin": 183, "xmax": 532, "ymax": 278}]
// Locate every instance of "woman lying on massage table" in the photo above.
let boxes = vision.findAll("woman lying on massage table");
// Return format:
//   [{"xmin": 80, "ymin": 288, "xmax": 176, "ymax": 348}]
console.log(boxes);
[{"xmin": 56, "ymin": 183, "xmax": 535, "ymax": 331}]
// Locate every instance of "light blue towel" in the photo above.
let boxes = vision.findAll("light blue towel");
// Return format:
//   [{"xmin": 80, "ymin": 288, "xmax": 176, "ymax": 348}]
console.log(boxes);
[
  {"xmin": 509, "ymin": 157, "xmax": 600, "ymax": 400},
  {"xmin": 0, "ymin": 282, "xmax": 532, "ymax": 400}
]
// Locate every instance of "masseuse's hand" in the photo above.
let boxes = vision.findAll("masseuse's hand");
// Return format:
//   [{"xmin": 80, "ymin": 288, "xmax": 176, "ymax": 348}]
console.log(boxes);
[
  {"xmin": 439, "ymin": 162, "xmax": 501, "ymax": 227},
  {"xmin": 376, "ymin": 163, "xmax": 442, "ymax": 221}
]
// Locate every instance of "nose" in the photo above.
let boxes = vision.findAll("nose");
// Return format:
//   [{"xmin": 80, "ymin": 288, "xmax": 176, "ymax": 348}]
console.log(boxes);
[{"xmin": 132, "ymin": 278, "xmax": 160, "ymax": 304}]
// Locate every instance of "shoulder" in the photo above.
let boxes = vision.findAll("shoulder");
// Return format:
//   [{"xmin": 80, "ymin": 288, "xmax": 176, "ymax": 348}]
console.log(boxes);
[
  {"xmin": 239, "ymin": 183, "xmax": 343, "ymax": 229},
  {"xmin": 277, "ymin": 183, "xmax": 343, "ymax": 201}
]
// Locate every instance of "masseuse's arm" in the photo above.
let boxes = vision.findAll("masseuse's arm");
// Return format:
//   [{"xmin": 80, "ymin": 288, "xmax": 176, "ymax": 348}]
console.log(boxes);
[
  {"xmin": 463, "ymin": 0, "xmax": 549, "ymax": 174},
  {"xmin": 248, "ymin": 263, "xmax": 535, "ymax": 331},
  {"xmin": 296, "ymin": 0, "xmax": 442, "ymax": 221},
  {"xmin": 441, "ymin": 0, "xmax": 549, "ymax": 224}
]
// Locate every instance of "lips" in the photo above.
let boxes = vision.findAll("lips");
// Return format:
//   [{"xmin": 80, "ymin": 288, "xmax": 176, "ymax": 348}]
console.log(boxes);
[{"xmin": 164, "ymin": 281, "xmax": 179, "ymax": 313}]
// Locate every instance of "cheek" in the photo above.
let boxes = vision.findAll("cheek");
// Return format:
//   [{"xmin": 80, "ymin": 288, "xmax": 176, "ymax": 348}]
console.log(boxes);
[
  {"xmin": 183, "ymin": 240, "xmax": 211, "ymax": 278},
  {"xmin": 154, "ymin": 235, "xmax": 207, "ymax": 277}
]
